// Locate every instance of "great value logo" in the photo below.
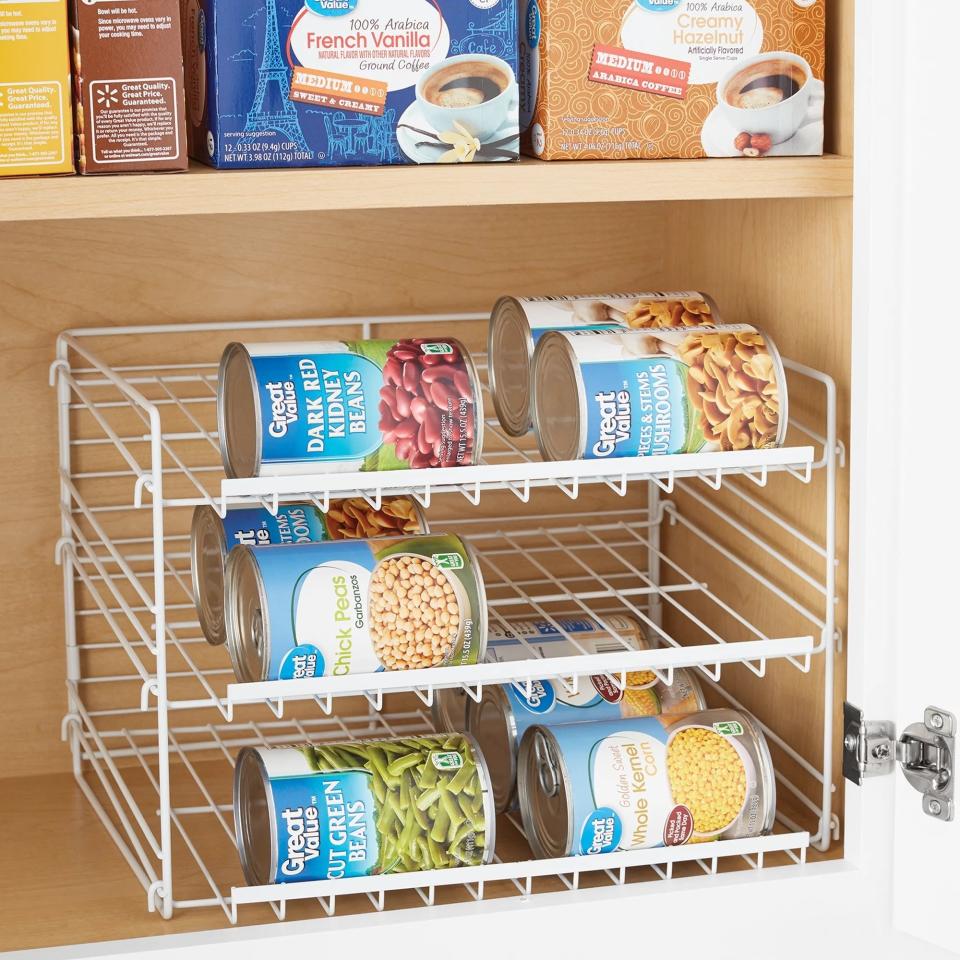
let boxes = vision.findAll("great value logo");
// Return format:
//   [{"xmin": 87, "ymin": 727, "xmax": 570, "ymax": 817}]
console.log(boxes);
[{"xmin": 305, "ymin": 0, "xmax": 359, "ymax": 15}]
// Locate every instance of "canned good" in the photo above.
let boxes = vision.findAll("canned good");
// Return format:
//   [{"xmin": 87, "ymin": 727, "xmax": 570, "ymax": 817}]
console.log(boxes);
[
  {"xmin": 468, "ymin": 665, "xmax": 705, "ymax": 813},
  {"xmin": 224, "ymin": 532, "xmax": 487, "ymax": 682},
  {"xmin": 532, "ymin": 324, "xmax": 787, "ymax": 462},
  {"xmin": 190, "ymin": 497, "xmax": 427, "ymax": 646},
  {"xmin": 488, "ymin": 292, "xmax": 720, "ymax": 437},
  {"xmin": 218, "ymin": 338, "xmax": 484, "ymax": 479},
  {"xmin": 234, "ymin": 734, "xmax": 495, "ymax": 884},
  {"xmin": 517, "ymin": 708, "xmax": 776, "ymax": 859},
  {"xmin": 432, "ymin": 613, "xmax": 648, "ymax": 733}
]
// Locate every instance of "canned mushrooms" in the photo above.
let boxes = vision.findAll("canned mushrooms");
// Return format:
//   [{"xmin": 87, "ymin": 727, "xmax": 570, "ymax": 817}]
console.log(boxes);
[
  {"xmin": 488, "ymin": 292, "xmax": 720, "ymax": 437},
  {"xmin": 517, "ymin": 709, "xmax": 776, "ymax": 858},
  {"xmin": 468, "ymin": 663, "xmax": 705, "ymax": 813},
  {"xmin": 218, "ymin": 338, "xmax": 483, "ymax": 478},
  {"xmin": 532, "ymin": 324, "xmax": 787, "ymax": 462},
  {"xmin": 190, "ymin": 498, "xmax": 426, "ymax": 646},
  {"xmin": 234, "ymin": 735, "xmax": 494, "ymax": 884},
  {"xmin": 432, "ymin": 612, "xmax": 649, "ymax": 733},
  {"xmin": 224, "ymin": 533, "xmax": 486, "ymax": 682}
]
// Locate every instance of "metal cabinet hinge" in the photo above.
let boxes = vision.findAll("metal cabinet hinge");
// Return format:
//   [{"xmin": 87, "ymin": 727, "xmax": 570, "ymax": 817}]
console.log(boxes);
[{"xmin": 843, "ymin": 702, "xmax": 955, "ymax": 821}]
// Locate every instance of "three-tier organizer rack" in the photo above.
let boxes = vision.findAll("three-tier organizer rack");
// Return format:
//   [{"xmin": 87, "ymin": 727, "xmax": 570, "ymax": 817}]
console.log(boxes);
[{"xmin": 52, "ymin": 312, "xmax": 841, "ymax": 923}]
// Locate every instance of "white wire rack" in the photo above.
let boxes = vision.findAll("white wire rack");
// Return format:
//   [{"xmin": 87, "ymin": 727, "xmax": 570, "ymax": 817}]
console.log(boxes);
[{"xmin": 52, "ymin": 313, "xmax": 841, "ymax": 923}]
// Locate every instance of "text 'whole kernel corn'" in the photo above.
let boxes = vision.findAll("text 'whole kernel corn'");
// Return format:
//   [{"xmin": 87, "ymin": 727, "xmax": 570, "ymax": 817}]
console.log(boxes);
[{"xmin": 517, "ymin": 709, "xmax": 776, "ymax": 860}]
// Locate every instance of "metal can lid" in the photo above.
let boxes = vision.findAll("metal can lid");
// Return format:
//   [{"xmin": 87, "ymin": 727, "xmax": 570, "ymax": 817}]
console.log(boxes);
[
  {"xmin": 233, "ymin": 747, "xmax": 277, "ymax": 886},
  {"xmin": 517, "ymin": 725, "xmax": 572, "ymax": 859},
  {"xmin": 531, "ymin": 332, "xmax": 586, "ymax": 462},
  {"xmin": 449, "ymin": 339, "xmax": 486, "ymax": 466},
  {"xmin": 488, "ymin": 296, "xmax": 536, "ymax": 438},
  {"xmin": 224, "ymin": 546, "xmax": 269, "ymax": 683},
  {"xmin": 218, "ymin": 342, "xmax": 261, "ymax": 480},
  {"xmin": 465, "ymin": 684, "xmax": 518, "ymax": 813},
  {"xmin": 190, "ymin": 505, "xmax": 228, "ymax": 646}
]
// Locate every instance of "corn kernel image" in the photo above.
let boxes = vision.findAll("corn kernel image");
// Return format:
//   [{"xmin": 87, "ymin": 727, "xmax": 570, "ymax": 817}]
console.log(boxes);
[
  {"xmin": 626, "ymin": 669, "xmax": 657, "ymax": 688},
  {"xmin": 621, "ymin": 686, "xmax": 661, "ymax": 717},
  {"xmin": 667, "ymin": 727, "xmax": 747, "ymax": 835}
]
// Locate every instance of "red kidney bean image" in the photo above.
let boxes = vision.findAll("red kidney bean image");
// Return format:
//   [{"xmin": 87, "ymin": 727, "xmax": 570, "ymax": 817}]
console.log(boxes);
[{"xmin": 378, "ymin": 338, "xmax": 478, "ymax": 469}]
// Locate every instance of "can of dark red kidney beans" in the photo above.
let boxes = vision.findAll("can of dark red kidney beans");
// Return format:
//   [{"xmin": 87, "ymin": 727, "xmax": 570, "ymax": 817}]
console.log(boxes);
[
  {"xmin": 488, "ymin": 292, "xmax": 721, "ymax": 437},
  {"xmin": 190, "ymin": 497, "xmax": 427, "ymax": 646},
  {"xmin": 517, "ymin": 708, "xmax": 776, "ymax": 859},
  {"xmin": 218, "ymin": 338, "xmax": 484, "ymax": 479},
  {"xmin": 532, "ymin": 324, "xmax": 787, "ymax": 462},
  {"xmin": 234, "ymin": 734, "xmax": 495, "ymax": 885}
]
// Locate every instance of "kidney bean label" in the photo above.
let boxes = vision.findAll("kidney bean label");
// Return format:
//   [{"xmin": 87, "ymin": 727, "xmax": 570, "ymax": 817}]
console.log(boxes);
[{"xmin": 248, "ymin": 339, "xmax": 479, "ymax": 473}]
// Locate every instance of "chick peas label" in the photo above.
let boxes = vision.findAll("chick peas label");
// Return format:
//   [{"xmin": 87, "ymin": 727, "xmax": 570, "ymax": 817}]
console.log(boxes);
[{"xmin": 252, "ymin": 534, "xmax": 481, "ymax": 681}]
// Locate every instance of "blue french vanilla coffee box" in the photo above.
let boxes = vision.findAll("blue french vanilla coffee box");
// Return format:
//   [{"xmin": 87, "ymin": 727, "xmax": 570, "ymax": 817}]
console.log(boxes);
[{"xmin": 179, "ymin": 0, "xmax": 519, "ymax": 167}]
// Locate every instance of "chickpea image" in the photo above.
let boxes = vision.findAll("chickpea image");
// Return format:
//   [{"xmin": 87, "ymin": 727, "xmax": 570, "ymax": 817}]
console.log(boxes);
[
  {"xmin": 369, "ymin": 555, "xmax": 462, "ymax": 670},
  {"xmin": 667, "ymin": 727, "xmax": 747, "ymax": 835}
]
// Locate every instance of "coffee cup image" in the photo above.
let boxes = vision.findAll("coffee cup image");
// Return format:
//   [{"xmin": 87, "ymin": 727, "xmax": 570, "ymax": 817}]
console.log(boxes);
[
  {"xmin": 415, "ymin": 54, "xmax": 517, "ymax": 143},
  {"xmin": 717, "ymin": 51, "xmax": 817, "ymax": 146}
]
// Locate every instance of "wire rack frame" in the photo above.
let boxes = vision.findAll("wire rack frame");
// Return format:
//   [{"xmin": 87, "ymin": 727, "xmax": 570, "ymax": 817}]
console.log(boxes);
[{"xmin": 52, "ymin": 313, "xmax": 842, "ymax": 922}]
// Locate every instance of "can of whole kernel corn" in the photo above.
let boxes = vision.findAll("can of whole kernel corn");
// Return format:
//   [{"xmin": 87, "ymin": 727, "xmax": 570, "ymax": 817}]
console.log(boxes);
[
  {"xmin": 234, "ymin": 735, "xmax": 495, "ymax": 885},
  {"xmin": 468, "ymin": 663, "xmax": 705, "ymax": 812},
  {"xmin": 531, "ymin": 324, "xmax": 787, "ymax": 462},
  {"xmin": 191, "ymin": 498, "xmax": 427, "ymax": 646},
  {"xmin": 431, "ymin": 613, "xmax": 649, "ymax": 733},
  {"xmin": 218, "ymin": 338, "xmax": 484, "ymax": 479},
  {"xmin": 488, "ymin": 293, "xmax": 721, "ymax": 437},
  {"xmin": 224, "ymin": 533, "xmax": 487, "ymax": 683},
  {"xmin": 517, "ymin": 708, "xmax": 776, "ymax": 858}
]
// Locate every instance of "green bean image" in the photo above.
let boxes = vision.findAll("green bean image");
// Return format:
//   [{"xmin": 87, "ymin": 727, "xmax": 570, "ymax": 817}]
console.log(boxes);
[{"xmin": 299, "ymin": 733, "xmax": 491, "ymax": 876}]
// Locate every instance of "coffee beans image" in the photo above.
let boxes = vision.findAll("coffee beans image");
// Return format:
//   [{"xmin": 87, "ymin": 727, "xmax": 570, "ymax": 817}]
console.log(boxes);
[{"xmin": 378, "ymin": 338, "xmax": 481, "ymax": 469}]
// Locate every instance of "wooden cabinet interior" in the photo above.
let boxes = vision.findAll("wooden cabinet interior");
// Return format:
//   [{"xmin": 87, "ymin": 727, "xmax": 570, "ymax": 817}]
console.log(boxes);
[{"xmin": 0, "ymin": 2, "xmax": 852, "ymax": 950}]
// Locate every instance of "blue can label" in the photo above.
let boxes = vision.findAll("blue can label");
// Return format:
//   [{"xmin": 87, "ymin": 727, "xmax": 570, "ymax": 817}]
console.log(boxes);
[
  {"xmin": 222, "ymin": 504, "xmax": 330, "ymax": 549},
  {"xmin": 248, "ymin": 533, "xmax": 482, "ymax": 680}
]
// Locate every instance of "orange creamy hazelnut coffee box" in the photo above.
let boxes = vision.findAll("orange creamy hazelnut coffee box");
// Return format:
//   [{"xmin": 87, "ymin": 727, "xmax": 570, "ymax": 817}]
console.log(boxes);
[
  {"xmin": 0, "ymin": 0, "xmax": 74, "ymax": 176},
  {"xmin": 519, "ymin": 0, "xmax": 825, "ymax": 159}
]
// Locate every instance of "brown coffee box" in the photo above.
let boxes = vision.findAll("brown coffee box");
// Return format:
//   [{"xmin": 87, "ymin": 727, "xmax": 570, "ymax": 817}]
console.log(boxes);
[
  {"xmin": 519, "ymin": 0, "xmax": 825, "ymax": 160},
  {"xmin": 0, "ymin": 0, "xmax": 74, "ymax": 177},
  {"xmin": 69, "ymin": 0, "xmax": 188, "ymax": 173}
]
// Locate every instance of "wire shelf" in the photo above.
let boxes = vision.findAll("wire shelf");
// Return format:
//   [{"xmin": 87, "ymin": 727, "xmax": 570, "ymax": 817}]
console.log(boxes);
[{"xmin": 53, "ymin": 313, "xmax": 841, "ymax": 922}]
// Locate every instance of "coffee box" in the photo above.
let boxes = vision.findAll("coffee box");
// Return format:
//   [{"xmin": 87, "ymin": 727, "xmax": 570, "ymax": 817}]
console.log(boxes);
[
  {"xmin": 180, "ymin": 0, "xmax": 519, "ymax": 168},
  {"xmin": 520, "ymin": 0, "xmax": 825, "ymax": 160},
  {"xmin": 69, "ymin": 0, "xmax": 188, "ymax": 174},
  {"xmin": 0, "ymin": 0, "xmax": 74, "ymax": 177}
]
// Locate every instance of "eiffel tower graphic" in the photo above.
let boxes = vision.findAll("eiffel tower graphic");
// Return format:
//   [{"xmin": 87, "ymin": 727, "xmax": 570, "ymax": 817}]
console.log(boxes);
[{"xmin": 245, "ymin": 0, "xmax": 310, "ymax": 152}]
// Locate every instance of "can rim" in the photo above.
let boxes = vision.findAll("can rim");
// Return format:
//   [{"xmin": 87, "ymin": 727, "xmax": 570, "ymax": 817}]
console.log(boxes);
[
  {"xmin": 531, "ymin": 331, "xmax": 587, "ymax": 462},
  {"xmin": 754, "ymin": 327, "xmax": 790, "ymax": 449},
  {"xmin": 517, "ymin": 725, "xmax": 573, "ymax": 860},
  {"xmin": 465, "ymin": 683, "xmax": 519, "ymax": 813},
  {"xmin": 233, "ymin": 746, "xmax": 278, "ymax": 886},
  {"xmin": 459, "ymin": 731, "xmax": 498, "ymax": 865},
  {"xmin": 190, "ymin": 505, "xmax": 228, "ymax": 646},
  {"xmin": 734, "ymin": 708, "xmax": 778, "ymax": 834},
  {"xmin": 224, "ymin": 545, "xmax": 270, "ymax": 683},
  {"xmin": 218, "ymin": 342, "xmax": 262, "ymax": 480},
  {"xmin": 487, "ymin": 297, "xmax": 535, "ymax": 438}
]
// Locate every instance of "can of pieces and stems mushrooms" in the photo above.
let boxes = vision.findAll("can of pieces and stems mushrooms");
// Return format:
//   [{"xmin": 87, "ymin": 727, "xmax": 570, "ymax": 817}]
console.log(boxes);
[
  {"xmin": 233, "ymin": 734, "xmax": 495, "ymax": 884},
  {"xmin": 488, "ymin": 292, "xmax": 721, "ymax": 437},
  {"xmin": 190, "ymin": 497, "xmax": 427, "ymax": 646},
  {"xmin": 431, "ymin": 612, "xmax": 649, "ymax": 734},
  {"xmin": 517, "ymin": 708, "xmax": 776, "ymax": 859},
  {"xmin": 466, "ymin": 661, "xmax": 706, "ymax": 813},
  {"xmin": 532, "ymin": 323, "xmax": 787, "ymax": 462},
  {"xmin": 224, "ymin": 532, "xmax": 486, "ymax": 682},
  {"xmin": 218, "ymin": 338, "xmax": 483, "ymax": 478}
]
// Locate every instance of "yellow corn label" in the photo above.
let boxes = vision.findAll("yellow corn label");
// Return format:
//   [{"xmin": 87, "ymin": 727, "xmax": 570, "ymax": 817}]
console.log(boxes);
[{"xmin": 0, "ymin": 0, "xmax": 73, "ymax": 175}]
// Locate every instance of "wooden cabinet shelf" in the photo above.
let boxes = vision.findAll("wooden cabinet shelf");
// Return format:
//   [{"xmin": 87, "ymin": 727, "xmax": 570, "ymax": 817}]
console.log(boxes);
[{"xmin": 0, "ymin": 154, "xmax": 852, "ymax": 223}]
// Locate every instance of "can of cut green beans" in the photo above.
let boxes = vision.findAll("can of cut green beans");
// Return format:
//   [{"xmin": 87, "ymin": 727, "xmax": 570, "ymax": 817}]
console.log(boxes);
[
  {"xmin": 233, "ymin": 734, "xmax": 495, "ymax": 884},
  {"xmin": 516, "ymin": 708, "xmax": 776, "ymax": 859},
  {"xmin": 431, "ymin": 612, "xmax": 649, "ymax": 733}
]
